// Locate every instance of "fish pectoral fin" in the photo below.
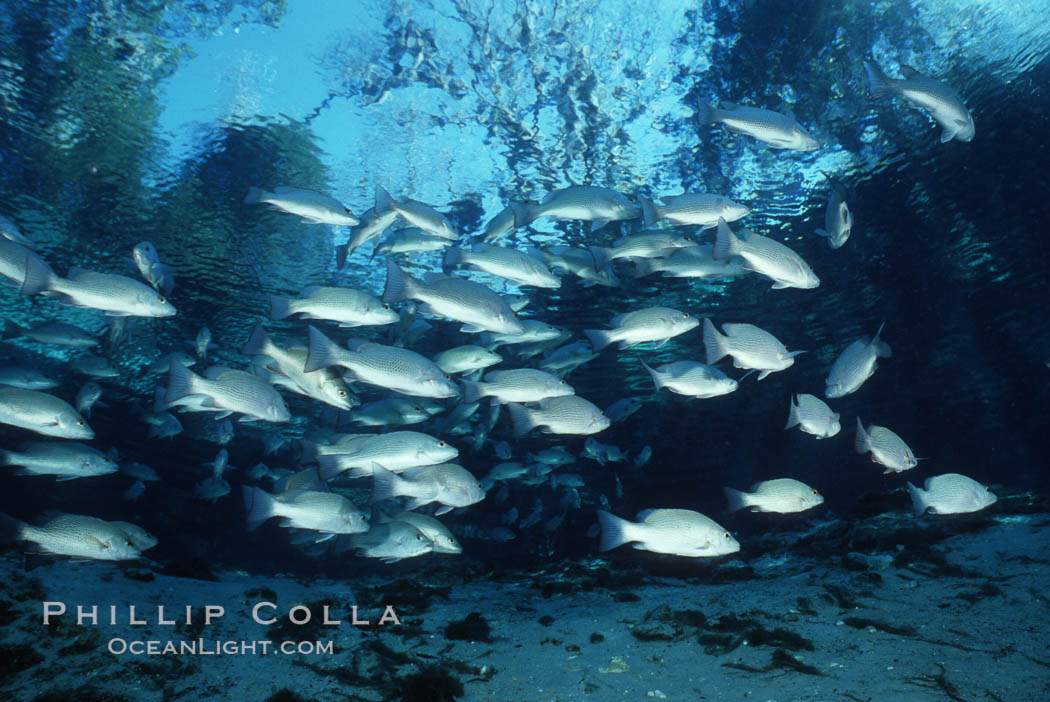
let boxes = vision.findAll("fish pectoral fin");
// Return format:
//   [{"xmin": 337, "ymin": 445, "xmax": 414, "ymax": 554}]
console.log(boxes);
[
  {"xmin": 939, "ymin": 128, "xmax": 956, "ymax": 143},
  {"xmin": 756, "ymin": 370, "xmax": 772, "ymax": 381},
  {"xmin": 771, "ymin": 281, "xmax": 790, "ymax": 289}
]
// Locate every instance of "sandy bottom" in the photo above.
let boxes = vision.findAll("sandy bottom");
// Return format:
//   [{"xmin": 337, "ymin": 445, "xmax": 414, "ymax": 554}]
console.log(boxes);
[{"xmin": 1, "ymin": 509, "xmax": 1048, "ymax": 702}]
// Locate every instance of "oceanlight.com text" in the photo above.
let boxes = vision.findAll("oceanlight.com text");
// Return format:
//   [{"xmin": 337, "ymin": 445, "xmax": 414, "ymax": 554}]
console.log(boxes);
[{"xmin": 107, "ymin": 638, "xmax": 334, "ymax": 656}]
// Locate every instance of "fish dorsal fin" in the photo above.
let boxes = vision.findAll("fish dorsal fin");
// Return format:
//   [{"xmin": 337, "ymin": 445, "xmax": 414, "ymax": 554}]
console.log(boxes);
[
  {"xmin": 899, "ymin": 65, "xmax": 921, "ymax": 79},
  {"xmin": 721, "ymin": 101, "xmax": 741, "ymax": 111},
  {"xmin": 784, "ymin": 108, "xmax": 796, "ymax": 121}
]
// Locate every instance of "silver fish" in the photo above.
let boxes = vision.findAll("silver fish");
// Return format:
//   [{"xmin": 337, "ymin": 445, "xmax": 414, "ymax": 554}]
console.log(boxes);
[
  {"xmin": 131, "ymin": 241, "xmax": 174, "ymax": 295},
  {"xmin": 639, "ymin": 193, "xmax": 750, "ymax": 228},
  {"xmin": 391, "ymin": 512, "xmax": 461, "ymax": 554},
  {"xmin": 633, "ymin": 244, "xmax": 747, "ymax": 279},
  {"xmin": 6, "ymin": 513, "xmax": 142, "ymax": 560},
  {"xmin": 195, "ymin": 326, "xmax": 213, "ymax": 359},
  {"xmin": 908, "ymin": 474, "xmax": 996, "ymax": 516},
  {"xmin": 825, "ymin": 323, "xmax": 892, "ymax": 398},
  {"xmin": 434, "ymin": 345, "xmax": 502, "ymax": 374},
  {"xmin": 123, "ymin": 480, "xmax": 146, "ymax": 502},
  {"xmin": 244, "ymin": 185, "xmax": 358, "ymax": 225},
  {"xmin": 75, "ymin": 382, "xmax": 103, "ymax": 417},
  {"xmin": 724, "ymin": 478, "xmax": 824, "ymax": 513},
  {"xmin": 270, "ymin": 285, "xmax": 398, "ymax": 328},
  {"xmin": 0, "ymin": 366, "xmax": 58, "ymax": 390},
  {"xmin": 482, "ymin": 320, "xmax": 564, "ymax": 350},
  {"xmin": 145, "ymin": 411, "xmax": 183, "ymax": 439},
  {"xmin": 304, "ymin": 326, "xmax": 457, "ymax": 399},
  {"xmin": 374, "ymin": 186, "xmax": 459, "ymax": 240},
  {"xmin": 536, "ymin": 246, "xmax": 620, "ymax": 287},
  {"xmin": 509, "ymin": 186, "xmax": 641, "ymax": 231},
  {"xmin": 371, "ymin": 463, "xmax": 485, "ymax": 514},
  {"xmin": 0, "ymin": 442, "xmax": 117, "ymax": 479},
  {"xmin": 443, "ymin": 243, "xmax": 559, "ymax": 288},
  {"xmin": 315, "ymin": 431, "xmax": 458, "ymax": 479},
  {"xmin": 864, "ymin": 61, "xmax": 975, "ymax": 143},
  {"xmin": 146, "ymin": 351, "xmax": 195, "ymax": 375},
  {"xmin": 481, "ymin": 205, "xmax": 517, "ymax": 243},
  {"xmin": 351, "ymin": 398, "xmax": 442, "ymax": 427},
  {"xmin": 243, "ymin": 486, "xmax": 369, "ymax": 534},
  {"xmin": 120, "ymin": 462, "xmax": 160, "ymax": 482},
  {"xmin": 604, "ymin": 397, "xmax": 645, "ymax": 424},
  {"xmin": 0, "ymin": 239, "xmax": 50, "ymax": 288},
  {"xmin": 383, "ymin": 259, "xmax": 524, "ymax": 335},
  {"xmin": 703, "ymin": 318, "xmax": 804, "ymax": 380},
  {"xmin": 216, "ymin": 418, "xmax": 234, "ymax": 445},
  {"xmin": 597, "ymin": 508, "xmax": 739, "ymax": 557},
  {"xmin": 0, "ymin": 214, "xmax": 33, "ymax": 247},
  {"xmin": 698, "ymin": 102, "xmax": 820, "ymax": 151},
  {"xmin": 540, "ymin": 341, "xmax": 599, "ymax": 376},
  {"xmin": 375, "ymin": 227, "xmax": 454, "ymax": 257},
  {"xmin": 785, "ymin": 394, "xmax": 840, "ymax": 438},
  {"xmin": 507, "ymin": 395, "xmax": 609, "ymax": 439},
  {"xmin": 714, "ymin": 219, "xmax": 819, "ymax": 289},
  {"xmin": 242, "ymin": 326, "xmax": 355, "ymax": 410},
  {"xmin": 855, "ymin": 418, "xmax": 919, "ymax": 473},
  {"xmin": 21, "ymin": 258, "xmax": 177, "ymax": 317},
  {"xmin": 583, "ymin": 438, "xmax": 628, "ymax": 466},
  {"xmin": 3, "ymin": 320, "xmax": 98, "ymax": 347},
  {"xmin": 634, "ymin": 446, "xmax": 653, "ymax": 469},
  {"xmin": 585, "ymin": 307, "xmax": 698, "ymax": 352},
  {"xmin": 0, "ymin": 387, "xmax": 93, "ymax": 439},
  {"xmin": 110, "ymin": 521, "xmax": 157, "ymax": 551},
  {"xmin": 165, "ymin": 364, "xmax": 290, "ymax": 422},
  {"xmin": 462, "ymin": 369, "xmax": 574, "ymax": 405},
  {"xmin": 336, "ymin": 206, "xmax": 399, "ymax": 268},
  {"xmin": 642, "ymin": 360, "xmax": 738, "ymax": 398},
  {"xmin": 815, "ymin": 172, "xmax": 852, "ymax": 249},
  {"xmin": 70, "ymin": 354, "xmax": 118, "ymax": 378},
  {"xmin": 586, "ymin": 231, "xmax": 695, "ymax": 272},
  {"xmin": 345, "ymin": 521, "xmax": 434, "ymax": 563}
]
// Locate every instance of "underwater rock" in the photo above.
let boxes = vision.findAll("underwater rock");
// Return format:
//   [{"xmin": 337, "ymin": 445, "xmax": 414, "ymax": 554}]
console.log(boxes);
[
  {"xmin": 0, "ymin": 642, "xmax": 44, "ymax": 681},
  {"xmin": 443, "ymin": 611, "xmax": 492, "ymax": 642}
]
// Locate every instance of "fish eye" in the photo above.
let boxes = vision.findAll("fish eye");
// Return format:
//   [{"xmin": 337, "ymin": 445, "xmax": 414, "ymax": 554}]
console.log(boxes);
[
  {"xmin": 77, "ymin": 420, "xmax": 86, "ymax": 427},
  {"xmin": 158, "ymin": 297, "xmax": 166, "ymax": 304},
  {"xmin": 382, "ymin": 304, "xmax": 391, "ymax": 310},
  {"xmin": 416, "ymin": 534, "xmax": 424, "ymax": 541},
  {"xmin": 414, "ymin": 406, "xmax": 423, "ymax": 411},
  {"xmin": 438, "ymin": 441, "xmax": 446, "ymax": 447},
  {"xmin": 338, "ymin": 390, "xmax": 347, "ymax": 397},
  {"xmin": 723, "ymin": 532, "xmax": 731, "ymax": 539},
  {"xmin": 811, "ymin": 489, "xmax": 819, "ymax": 495}
]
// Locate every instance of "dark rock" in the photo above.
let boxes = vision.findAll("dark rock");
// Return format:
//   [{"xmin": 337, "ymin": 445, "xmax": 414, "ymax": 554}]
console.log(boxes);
[
  {"xmin": 589, "ymin": 633, "xmax": 605, "ymax": 643},
  {"xmin": 0, "ymin": 642, "xmax": 44, "ymax": 681},
  {"xmin": 444, "ymin": 612, "xmax": 491, "ymax": 642}
]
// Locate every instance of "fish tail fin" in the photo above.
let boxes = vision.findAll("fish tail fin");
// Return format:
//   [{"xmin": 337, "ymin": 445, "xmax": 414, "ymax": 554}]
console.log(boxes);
[
  {"xmin": 165, "ymin": 363, "xmax": 203, "ymax": 406},
  {"xmin": 374, "ymin": 185, "xmax": 395, "ymax": 215},
  {"xmin": 854, "ymin": 418, "xmax": 871, "ymax": 454},
  {"xmin": 632, "ymin": 258, "xmax": 657, "ymax": 279},
  {"xmin": 240, "ymin": 324, "xmax": 272, "ymax": 357},
  {"xmin": 872, "ymin": 322, "xmax": 892, "ymax": 358},
  {"xmin": 696, "ymin": 101, "xmax": 721, "ymax": 125},
  {"xmin": 315, "ymin": 455, "xmax": 348, "ymax": 482},
  {"xmin": 702, "ymin": 318, "xmax": 729, "ymax": 365},
  {"xmin": 724, "ymin": 487, "xmax": 750, "ymax": 512},
  {"xmin": 596, "ymin": 510, "xmax": 631, "ymax": 551},
  {"xmin": 461, "ymin": 379, "xmax": 484, "ymax": 404},
  {"xmin": 334, "ymin": 243, "xmax": 350, "ymax": 270},
  {"xmin": 815, "ymin": 228, "xmax": 828, "ymax": 239},
  {"xmin": 638, "ymin": 195, "xmax": 659, "ymax": 226},
  {"xmin": 20, "ymin": 255, "xmax": 56, "ymax": 297},
  {"xmin": 304, "ymin": 326, "xmax": 343, "ymax": 373},
  {"xmin": 863, "ymin": 61, "xmax": 893, "ymax": 99},
  {"xmin": 268, "ymin": 295, "xmax": 293, "ymax": 321},
  {"xmin": 369, "ymin": 463, "xmax": 403, "ymax": 503},
  {"xmin": 712, "ymin": 218, "xmax": 741, "ymax": 260},
  {"xmin": 382, "ymin": 258, "xmax": 419, "ymax": 304},
  {"xmin": 442, "ymin": 247, "xmax": 464, "ymax": 275},
  {"xmin": 785, "ymin": 395, "xmax": 801, "ymax": 429},
  {"xmin": 906, "ymin": 482, "xmax": 928, "ymax": 516},
  {"xmin": 243, "ymin": 485, "xmax": 275, "ymax": 531},
  {"xmin": 586, "ymin": 246, "xmax": 614, "ymax": 273},
  {"xmin": 244, "ymin": 187, "xmax": 266, "ymax": 205},
  {"xmin": 508, "ymin": 201, "xmax": 534, "ymax": 229},
  {"xmin": 506, "ymin": 402, "xmax": 536, "ymax": 439},
  {"xmin": 641, "ymin": 361, "xmax": 663, "ymax": 391},
  {"xmin": 1, "ymin": 320, "xmax": 26, "ymax": 341},
  {"xmin": 583, "ymin": 329, "xmax": 613, "ymax": 353}
]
